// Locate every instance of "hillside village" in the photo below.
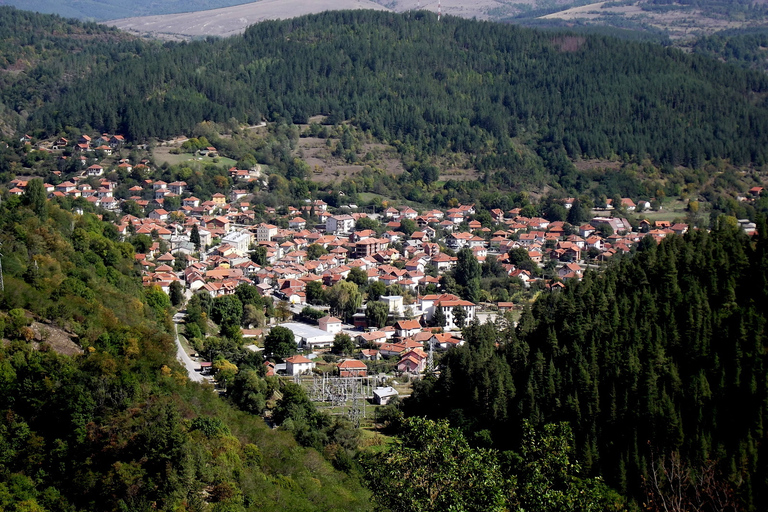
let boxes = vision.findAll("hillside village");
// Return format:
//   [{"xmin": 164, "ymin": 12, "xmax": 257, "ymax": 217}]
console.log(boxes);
[{"xmin": 7, "ymin": 131, "xmax": 766, "ymax": 381}]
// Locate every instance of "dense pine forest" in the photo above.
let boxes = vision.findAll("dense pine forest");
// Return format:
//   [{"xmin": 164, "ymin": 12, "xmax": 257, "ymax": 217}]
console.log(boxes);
[
  {"xmin": 405, "ymin": 219, "xmax": 768, "ymax": 510},
  {"xmin": 5, "ymin": 8, "xmax": 768, "ymax": 172}
]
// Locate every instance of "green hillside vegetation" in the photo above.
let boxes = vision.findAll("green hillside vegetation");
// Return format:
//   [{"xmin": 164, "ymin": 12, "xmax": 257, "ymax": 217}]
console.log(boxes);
[
  {"xmin": 405, "ymin": 217, "xmax": 768, "ymax": 510},
  {"xmin": 693, "ymin": 28, "xmax": 768, "ymax": 73},
  {"xmin": 0, "ymin": 7, "xmax": 139, "ymax": 135},
  {"xmin": 3, "ymin": 8, "xmax": 768, "ymax": 214},
  {"xmin": 17, "ymin": 9, "xmax": 768, "ymax": 170},
  {"xmin": 0, "ymin": 191, "xmax": 372, "ymax": 511}
]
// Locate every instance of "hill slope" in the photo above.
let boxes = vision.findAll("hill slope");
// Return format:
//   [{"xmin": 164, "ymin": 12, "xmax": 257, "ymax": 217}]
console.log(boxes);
[
  {"xmin": 0, "ymin": 0, "xmax": 256, "ymax": 22},
  {"xmin": 0, "ymin": 192, "xmax": 373, "ymax": 511},
  {"xmin": 107, "ymin": 0, "xmax": 390, "ymax": 40},
  {"xmin": 0, "ymin": 0, "xmax": 585, "ymax": 24},
  {"xmin": 105, "ymin": 0, "xmax": 578, "ymax": 38},
  {"xmin": 25, "ymin": 10, "xmax": 768, "ymax": 171},
  {"xmin": 406, "ymin": 222, "xmax": 768, "ymax": 509}
]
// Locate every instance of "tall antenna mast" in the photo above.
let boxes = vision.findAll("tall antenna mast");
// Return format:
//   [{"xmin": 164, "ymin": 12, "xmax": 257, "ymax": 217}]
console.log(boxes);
[{"xmin": 438, "ymin": 0, "xmax": 441, "ymax": 21}]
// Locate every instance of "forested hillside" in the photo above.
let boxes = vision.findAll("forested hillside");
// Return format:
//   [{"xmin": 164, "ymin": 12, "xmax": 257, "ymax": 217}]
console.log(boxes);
[
  {"xmin": 693, "ymin": 28, "xmax": 768, "ymax": 73},
  {"xmin": 406, "ymin": 219, "xmax": 768, "ymax": 510},
  {"xmin": 16, "ymin": 9, "xmax": 768, "ymax": 173},
  {"xmin": 0, "ymin": 8, "xmax": 139, "ymax": 135},
  {"xmin": 0, "ymin": 191, "xmax": 372, "ymax": 510}
]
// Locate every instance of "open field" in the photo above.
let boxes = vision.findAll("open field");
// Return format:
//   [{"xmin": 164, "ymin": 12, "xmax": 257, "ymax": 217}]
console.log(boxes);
[
  {"xmin": 153, "ymin": 146, "xmax": 237, "ymax": 168},
  {"xmin": 106, "ymin": 0, "xmax": 390, "ymax": 40},
  {"xmin": 297, "ymin": 136, "xmax": 406, "ymax": 184},
  {"xmin": 541, "ymin": 1, "xmax": 768, "ymax": 40},
  {"xmin": 104, "ymin": 0, "xmax": 579, "ymax": 39}
]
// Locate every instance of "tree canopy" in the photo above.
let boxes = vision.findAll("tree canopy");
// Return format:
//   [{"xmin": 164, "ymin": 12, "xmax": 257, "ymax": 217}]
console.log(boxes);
[
  {"xmin": 406, "ymin": 218, "xmax": 768, "ymax": 509},
  {"xmin": 264, "ymin": 326, "xmax": 297, "ymax": 359}
]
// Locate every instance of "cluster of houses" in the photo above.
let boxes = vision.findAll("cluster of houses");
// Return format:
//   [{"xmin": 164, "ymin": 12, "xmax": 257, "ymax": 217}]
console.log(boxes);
[
  {"xmin": 264, "ymin": 313, "xmax": 464, "ymax": 378},
  {"xmin": 15, "ymin": 132, "xmax": 767, "ymax": 379},
  {"xmin": 114, "ymin": 193, "xmax": 706, "ymax": 377},
  {"xmin": 21, "ymin": 132, "xmax": 126, "ymax": 153},
  {"xmin": 8, "ymin": 162, "xmax": 712, "ymax": 377}
]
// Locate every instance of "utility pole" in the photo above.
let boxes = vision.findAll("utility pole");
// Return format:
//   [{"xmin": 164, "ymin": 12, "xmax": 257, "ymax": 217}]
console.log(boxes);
[{"xmin": 0, "ymin": 244, "xmax": 4, "ymax": 293}]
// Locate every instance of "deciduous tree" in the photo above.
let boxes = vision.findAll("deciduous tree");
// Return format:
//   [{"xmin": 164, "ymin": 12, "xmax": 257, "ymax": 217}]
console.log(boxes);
[
  {"xmin": 362, "ymin": 417, "xmax": 509, "ymax": 512},
  {"xmin": 365, "ymin": 301, "xmax": 388, "ymax": 329},
  {"xmin": 264, "ymin": 326, "xmax": 297, "ymax": 359}
]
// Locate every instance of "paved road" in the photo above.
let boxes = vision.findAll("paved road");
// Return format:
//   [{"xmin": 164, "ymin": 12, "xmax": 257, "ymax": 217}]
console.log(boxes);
[{"xmin": 173, "ymin": 312, "xmax": 206, "ymax": 383}]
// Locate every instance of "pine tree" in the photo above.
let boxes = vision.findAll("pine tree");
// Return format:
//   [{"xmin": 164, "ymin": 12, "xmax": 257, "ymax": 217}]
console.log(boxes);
[
  {"xmin": 190, "ymin": 224, "xmax": 201, "ymax": 251},
  {"xmin": 23, "ymin": 178, "xmax": 47, "ymax": 219}
]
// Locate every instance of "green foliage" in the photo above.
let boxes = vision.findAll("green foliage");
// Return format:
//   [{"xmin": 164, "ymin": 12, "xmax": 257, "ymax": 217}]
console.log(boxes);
[
  {"xmin": 22, "ymin": 178, "xmax": 46, "ymax": 219},
  {"xmin": 306, "ymin": 243, "xmax": 328, "ymax": 260},
  {"xmin": 346, "ymin": 266, "xmax": 368, "ymax": 288},
  {"xmin": 189, "ymin": 416, "xmax": 231, "ymax": 438},
  {"xmin": 399, "ymin": 218, "xmax": 417, "ymax": 237},
  {"xmin": 228, "ymin": 369, "xmax": 270, "ymax": 414},
  {"xmin": 693, "ymin": 28, "xmax": 768, "ymax": 73},
  {"xmin": 185, "ymin": 292, "xmax": 210, "ymax": 336},
  {"xmin": 144, "ymin": 284, "xmax": 171, "ymax": 318},
  {"xmin": 190, "ymin": 224, "xmax": 201, "ymax": 251},
  {"xmin": 508, "ymin": 247, "xmax": 539, "ymax": 274},
  {"xmin": 452, "ymin": 305, "xmax": 468, "ymax": 329},
  {"xmin": 250, "ymin": 246, "xmax": 267, "ymax": 266},
  {"xmin": 515, "ymin": 421, "xmax": 624, "ymax": 511},
  {"xmin": 299, "ymin": 306, "xmax": 325, "ymax": 324},
  {"xmin": 20, "ymin": 10, "xmax": 768, "ymax": 172},
  {"xmin": 454, "ymin": 248, "xmax": 480, "ymax": 288},
  {"xmin": 0, "ymin": 187, "xmax": 373, "ymax": 512},
  {"xmin": 242, "ymin": 304, "xmax": 265, "ymax": 328},
  {"xmin": 305, "ymin": 280, "xmax": 325, "ymax": 305},
  {"xmin": 408, "ymin": 223, "xmax": 768, "ymax": 509},
  {"xmin": 168, "ymin": 281, "xmax": 184, "ymax": 307},
  {"xmin": 361, "ymin": 417, "xmax": 509, "ymax": 512},
  {"xmin": 264, "ymin": 326, "xmax": 297, "ymax": 359},
  {"xmin": 326, "ymin": 280, "xmax": 362, "ymax": 322},
  {"xmin": 365, "ymin": 301, "xmax": 388, "ymax": 329},
  {"xmin": 367, "ymin": 280, "xmax": 386, "ymax": 302},
  {"xmin": 431, "ymin": 306, "xmax": 446, "ymax": 328},
  {"xmin": 332, "ymin": 332, "xmax": 355, "ymax": 356},
  {"xmin": 211, "ymin": 294, "xmax": 243, "ymax": 339},
  {"xmin": 355, "ymin": 217, "xmax": 379, "ymax": 231}
]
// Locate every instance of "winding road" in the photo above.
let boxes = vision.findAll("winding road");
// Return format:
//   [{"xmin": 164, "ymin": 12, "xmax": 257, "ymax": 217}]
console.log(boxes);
[{"xmin": 173, "ymin": 312, "xmax": 206, "ymax": 383}]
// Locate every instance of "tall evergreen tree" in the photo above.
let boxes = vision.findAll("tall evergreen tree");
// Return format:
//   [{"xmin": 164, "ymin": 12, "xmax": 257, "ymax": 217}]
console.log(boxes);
[
  {"xmin": 23, "ymin": 178, "xmax": 47, "ymax": 219},
  {"xmin": 190, "ymin": 224, "xmax": 201, "ymax": 251}
]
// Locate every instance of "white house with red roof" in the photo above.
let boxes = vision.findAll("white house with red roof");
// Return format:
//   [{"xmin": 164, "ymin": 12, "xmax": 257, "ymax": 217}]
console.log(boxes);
[
  {"xmin": 285, "ymin": 355, "xmax": 315, "ymax": 376},
  {"xmin": 394, "ymin": 320, "xmax": 422, "ymax": 338},
  {"xmin": 318, "ymin": 315, "xmax": 343, "ymax": 334}
]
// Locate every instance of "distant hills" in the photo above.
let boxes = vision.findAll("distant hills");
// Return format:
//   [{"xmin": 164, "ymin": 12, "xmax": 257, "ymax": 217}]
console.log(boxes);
[
  {"xmin": 5, "ymin": 0, "xmax": 768, "ymax": 41},
  {"xmin": 18, "ymin": 9, "xmax": 768, "ymax": 172},
  {"xmin": 106, "ymin": 0, "xmax": 391, "ymax": 40},
  {"xmin": 0, "ymin": 0, "xmax": 568, "ymax": 23},
  {"xmin": 0, "ymin": 0, "xmax": 257, "ymax": 22}
]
